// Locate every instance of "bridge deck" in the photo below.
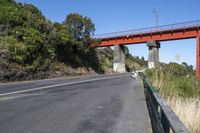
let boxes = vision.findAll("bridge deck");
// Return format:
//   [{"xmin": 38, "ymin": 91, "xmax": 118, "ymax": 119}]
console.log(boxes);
[{"xmin": 95, "ymin": 20, "xmax": 200, "ymax": 46}]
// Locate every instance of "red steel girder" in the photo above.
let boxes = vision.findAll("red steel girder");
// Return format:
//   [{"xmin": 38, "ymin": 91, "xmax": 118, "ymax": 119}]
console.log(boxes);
[
  {"xmin": 98, "ymin": 29, "xmax": 200, "ymax": 46},
  {"xmin": 197, "ymin": 36, "xmax": 200, "ymax": 78}
]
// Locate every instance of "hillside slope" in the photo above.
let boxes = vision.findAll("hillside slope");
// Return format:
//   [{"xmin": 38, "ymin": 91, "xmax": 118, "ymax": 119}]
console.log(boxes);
[{"xmin": 0, "ymin": 0, "xmax": 146, "ymax": 82}]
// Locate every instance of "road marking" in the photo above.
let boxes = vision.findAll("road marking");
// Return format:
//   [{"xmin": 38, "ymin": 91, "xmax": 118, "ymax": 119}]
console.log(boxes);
[
  {"xmin": 0, "ymin": 74, "xmax": 127, "ymax": 97},
  {"xmin": 0, "ymin": 93, "xmax": 44, "ymax": 101},
  {"xmin": 0, "ymin": 74, "xmax": 103, "ymax": 86}
]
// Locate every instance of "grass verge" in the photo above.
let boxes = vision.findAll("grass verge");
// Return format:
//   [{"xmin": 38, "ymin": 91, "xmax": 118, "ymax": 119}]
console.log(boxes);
[{"xmin": 145, "ymin": 62, "xmax": 200, "ymax": 133}]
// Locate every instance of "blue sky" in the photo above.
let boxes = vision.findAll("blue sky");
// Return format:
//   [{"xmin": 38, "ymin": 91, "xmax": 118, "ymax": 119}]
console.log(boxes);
[{"xmin": 16, "ymin": 0, "xmax": 200, "ymax": 67}]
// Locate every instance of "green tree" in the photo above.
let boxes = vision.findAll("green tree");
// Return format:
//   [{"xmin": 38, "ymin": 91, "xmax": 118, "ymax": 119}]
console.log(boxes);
[
  {"xmin": 124, "ymin": 46, "xmax": 129, "ymax": 56},
  {"xmin": 0, "ymin": 0, "xmax": 20, "ymax": 35},
  {"xmin": 83, "ymin": 16, "xmax": 95, "ymax": 45},
  {"xmin": 0, "ymin": 0, "xmax": 102, "ymax": 75},
  {"xmin": 141, "ymin": 56, "xmax": 145, "ymax": 61},
  {"xmin": 64, "ymin": 13, "xmax": 83, "ymax": 41},
  {"xmin": 1, "ymin": 36, "xmax": 27, "ymax": 64},
  {"xmin": 64, "ymin": 13, "xmax": 95, "ymax": 47}
]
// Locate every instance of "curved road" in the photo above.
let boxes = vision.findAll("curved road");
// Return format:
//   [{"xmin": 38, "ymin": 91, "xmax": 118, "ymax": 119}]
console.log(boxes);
[{"xmin": 0, "ymin": 74, "xmax": 150, "ymax": 133}]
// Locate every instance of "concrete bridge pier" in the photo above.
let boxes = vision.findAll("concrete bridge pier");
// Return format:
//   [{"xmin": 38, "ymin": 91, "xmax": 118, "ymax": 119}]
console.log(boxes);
[
  {"xmin": 147, "ymin": 41, "xmax": 160, "ymax": 69},
  {"xmin": 113, "ymin": 45, "xmax": 126, "ymax": 73}
]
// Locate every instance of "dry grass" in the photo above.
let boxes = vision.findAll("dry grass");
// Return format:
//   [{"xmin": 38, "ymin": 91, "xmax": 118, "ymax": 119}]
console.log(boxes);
[
  {"xmin": 167, "ymin": 97, "xmax": 200, "ymax": 133},
  {"xmin": 145, "ymin": 64, "xmax": 200, "ymax": 132}
]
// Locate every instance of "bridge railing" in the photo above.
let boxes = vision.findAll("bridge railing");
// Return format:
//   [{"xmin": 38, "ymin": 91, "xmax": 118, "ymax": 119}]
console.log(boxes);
[
  {"xmin": 138, "ymin": 72, "xmax": 189, "ymax": 133},
  {"xmin": 94, "ymin": 20, "xmax": 200, "ymax": 39}
]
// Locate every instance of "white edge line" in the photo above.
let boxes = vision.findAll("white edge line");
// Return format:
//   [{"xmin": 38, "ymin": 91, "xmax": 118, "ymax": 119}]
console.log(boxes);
[{"xmin": 0, "ymin": 75, "xmax": 127, "ymax": 97}]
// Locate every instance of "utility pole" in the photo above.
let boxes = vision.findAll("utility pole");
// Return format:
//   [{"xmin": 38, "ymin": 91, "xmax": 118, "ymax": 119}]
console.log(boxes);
[{"xmin": 153, "ymin": 8, "xmax": 159, "ymax": 31}]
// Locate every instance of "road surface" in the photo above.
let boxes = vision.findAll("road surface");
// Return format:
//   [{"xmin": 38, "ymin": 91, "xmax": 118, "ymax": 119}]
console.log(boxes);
[{"xmin": 0, "ymin": 74, "xmax": 150, "ymax": 133}]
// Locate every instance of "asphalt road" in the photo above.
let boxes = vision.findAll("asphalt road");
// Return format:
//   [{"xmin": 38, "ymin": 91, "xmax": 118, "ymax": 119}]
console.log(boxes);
[{"xmin": 0, "ymin": 74, "xmax": 150, "ymax": 133}]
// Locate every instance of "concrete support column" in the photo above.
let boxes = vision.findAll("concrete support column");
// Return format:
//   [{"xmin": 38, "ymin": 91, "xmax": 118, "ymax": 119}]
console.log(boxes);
[
  {"xmin": 196, "ymin": 36, "xmax": 200, "ymax": 77},
  {"xmin": 113, "ymin": 45, "xmax": 126, "ymax": 73},
  {"xmin": 147, "ymin": 40, "xmax": 160, "ymax": 69}
]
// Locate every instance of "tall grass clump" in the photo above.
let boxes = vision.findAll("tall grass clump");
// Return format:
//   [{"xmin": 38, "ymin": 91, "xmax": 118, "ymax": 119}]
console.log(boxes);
[
  {"xmin": 145, "ymin": 63, "xmax": 200, "ymax": 98},
  {"xmin": 167, "ymin": 97, "xmax": 200, "ymax": 133},
  {"xmin": 145, "ymin": 62, "xmax": 200, "ymax": 133}
]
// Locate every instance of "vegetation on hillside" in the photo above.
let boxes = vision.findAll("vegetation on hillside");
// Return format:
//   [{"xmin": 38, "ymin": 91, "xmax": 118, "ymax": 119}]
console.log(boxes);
[
  {"xmin": 0, "ymin": 0, "xmax": 98, "ymax": 65},
  {"xmin": 0, "ymin": 0, "xmax": 146, "ymax": 82},
  {"xmin": 123, "ymin": 46, "xmax": 146, "ymax": 71},
  {"xmin": 0, "ymin": 0, "xmax": 103, "ymax": 81}
]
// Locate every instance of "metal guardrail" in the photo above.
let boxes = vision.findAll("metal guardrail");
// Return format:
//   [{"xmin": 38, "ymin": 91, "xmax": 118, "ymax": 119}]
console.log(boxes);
[
  {"xmin": 94, "ymin": 20, "xmax": 200, "ymax": 39},
  {"xmin": 138, "ymin": 72, "xmax": 189, "ymax": 133}
]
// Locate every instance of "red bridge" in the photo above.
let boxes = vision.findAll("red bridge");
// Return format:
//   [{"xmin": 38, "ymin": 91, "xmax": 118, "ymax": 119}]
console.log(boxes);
[{"xmin": 94, "ymin": 20, "xmax": 200, "ymax": 77}]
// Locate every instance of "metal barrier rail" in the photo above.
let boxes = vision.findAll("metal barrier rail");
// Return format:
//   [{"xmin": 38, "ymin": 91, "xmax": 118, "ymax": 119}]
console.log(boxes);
[
  {"xmin": 138, "ymin": 72, "xmax": 189, "ymax": 133},
  {"xmin": 94, "ymin": 20, "xmax": 200, "ymax": 39}
]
